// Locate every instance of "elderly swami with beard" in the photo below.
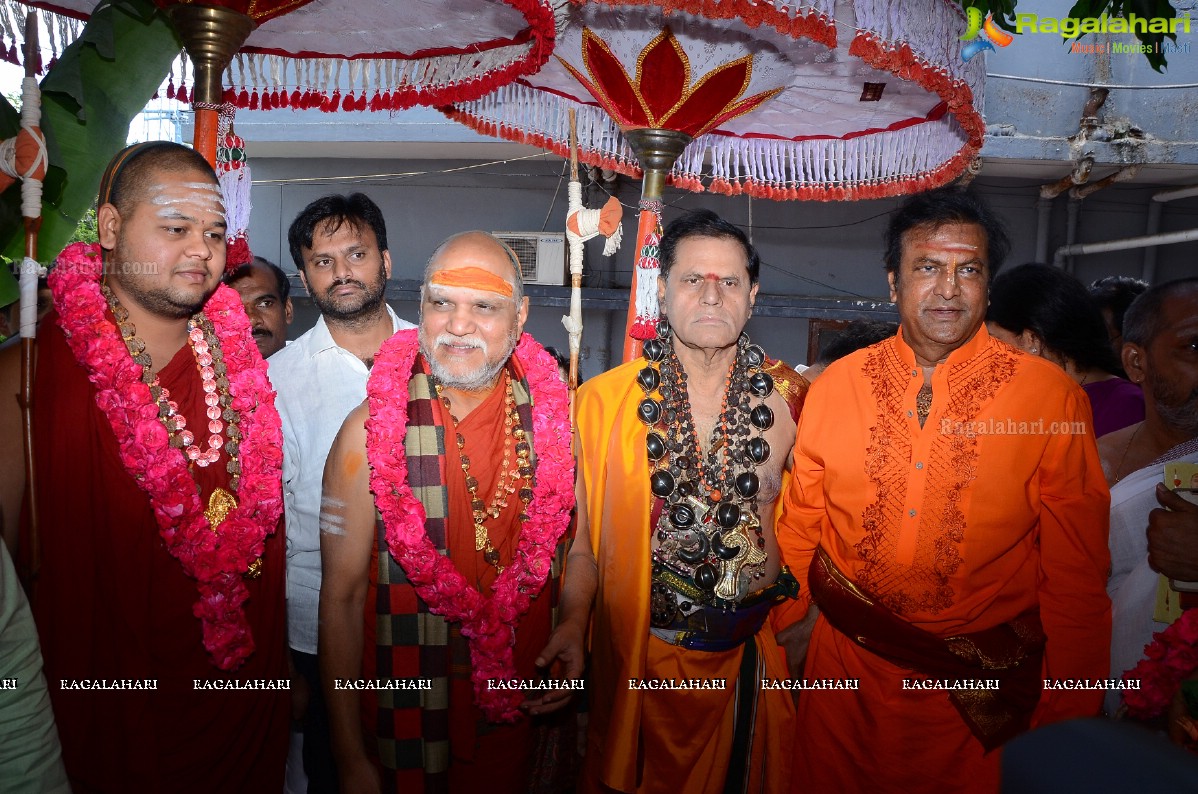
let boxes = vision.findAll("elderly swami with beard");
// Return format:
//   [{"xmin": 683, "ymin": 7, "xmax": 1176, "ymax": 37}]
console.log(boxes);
[{"xmin": 318, "ymin": 231, "xmax": 576, "ymax": 794}]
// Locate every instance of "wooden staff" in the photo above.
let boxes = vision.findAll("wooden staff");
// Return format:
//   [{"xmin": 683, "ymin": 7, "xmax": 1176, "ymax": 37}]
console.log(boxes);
[
  {"xmin": 567, "ymin": 110, "xmax": 581, "ymax": 421},
  {"xmin": 19, "ymin": 9, "xmax": 43, "ymax": 579}
]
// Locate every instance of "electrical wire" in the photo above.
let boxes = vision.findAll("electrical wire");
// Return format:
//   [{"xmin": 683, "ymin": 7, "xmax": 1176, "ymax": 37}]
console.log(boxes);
[
  {"xmin": 988, "ymin": 73, "xmax": 1198, "ymax": 90},
  {"xmin": 250, "ymin": 152, "xmax": 558, "ymax": 185}
]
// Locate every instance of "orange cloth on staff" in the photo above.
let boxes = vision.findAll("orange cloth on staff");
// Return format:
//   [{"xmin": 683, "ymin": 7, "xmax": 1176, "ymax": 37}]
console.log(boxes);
[
  {"xmin": 360, "ymin": 370, "xmax": 552, "ymax": 794},
  {"xmin": 576, "ymin": 360, "xmax": 795, "ymax": 794},
  {"xmin": 776, "ymin": 326, "xmax": 1111, "ymax": 794}
]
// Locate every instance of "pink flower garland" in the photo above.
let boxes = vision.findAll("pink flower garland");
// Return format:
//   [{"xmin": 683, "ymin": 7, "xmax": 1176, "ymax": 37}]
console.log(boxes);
[
  {"xmin": 50, "ymin": 242, "xmax": 284, "ymax": 671},
  {"xmin": 1123, "ymin": 608, "xmax": 1198, "ymax": 719},
  {"xmin": 365, "ymin": 328, "xmax": 575, "ymax": 722}
]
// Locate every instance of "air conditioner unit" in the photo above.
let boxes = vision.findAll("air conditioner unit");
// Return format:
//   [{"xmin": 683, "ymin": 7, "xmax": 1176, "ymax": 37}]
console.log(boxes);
[{"xmin": 492, "ymin": 232, "xmax": 566, "ymax": 286}]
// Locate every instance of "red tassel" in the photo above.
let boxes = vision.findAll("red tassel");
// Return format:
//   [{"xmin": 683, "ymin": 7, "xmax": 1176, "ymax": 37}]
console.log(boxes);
[
  {"xmin": 290, "ymin": 89, "xmax": 301, "ymax": 107},
  {"xmin": 249, "ymin": 90, "xmax": 260, "ymax": 110},
  {"xmin": 341, "ymin": 92, "xmax": 354, "ymax": 112},
  {"xmin": 225, "ymin": 236, "xmax": 252, "ymax": 269},
  {"xmin": 354, "ymin": 93, "xmax": 367, "ymax": 112},
  {"xmin": 223, "ymin": 87, "xmax": 236, "ymax": 103},
  {"xmin": 237, "ymin": 89, "xmax": 250, "ymax": 107},
  {"xmin": 166, "ymin": 79, "xmax": 175, "ymax": 99},
  {"xmin": 176, "ymin": 85, "xmax": 189, "ymax": 104},
  {"xmin": 276, "ymin": 90, "xmax": 288, "ymax": 108}
]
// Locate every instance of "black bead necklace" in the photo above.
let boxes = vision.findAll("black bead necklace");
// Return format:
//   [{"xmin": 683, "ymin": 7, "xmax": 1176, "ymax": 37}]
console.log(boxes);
[{"xmin": 639, "ymin": 322, "xmax": 776, "ymax": 623}]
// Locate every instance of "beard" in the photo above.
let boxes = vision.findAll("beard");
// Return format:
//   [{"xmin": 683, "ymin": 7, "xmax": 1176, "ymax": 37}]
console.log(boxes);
[
  {"xmin": 1149, "ymin": 370, "xmax": 1198, "ymax": 437},
  {"xmin": 418, "ymin": 327, "xmax": 518, "ymax": 392},
  {"xmin": 311, "ymin": 264, "xmax": 387, "ymax": 322},
  {"xmin": 109, "ymin": 271, "xmax": 212, "ymax": 320}
]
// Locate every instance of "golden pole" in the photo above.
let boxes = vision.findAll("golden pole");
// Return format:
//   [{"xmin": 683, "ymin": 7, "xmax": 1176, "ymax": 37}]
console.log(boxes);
[
  {"xmin": 166, "ymin": 5, "xmax": 256, "ymax": 166},
  {"xmin": 620, "ymin": 128, "xmax": 691, "ymax": 363}
]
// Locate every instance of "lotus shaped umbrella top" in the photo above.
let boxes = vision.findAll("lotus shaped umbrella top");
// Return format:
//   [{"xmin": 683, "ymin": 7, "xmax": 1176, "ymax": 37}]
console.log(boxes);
[
  {"xmin": 565, "ymin": 26, "xmax": 781, "ymax": 139},
  {"xmin": 445, "ymin": 0, "xmax": 986, "ymax": 202}
]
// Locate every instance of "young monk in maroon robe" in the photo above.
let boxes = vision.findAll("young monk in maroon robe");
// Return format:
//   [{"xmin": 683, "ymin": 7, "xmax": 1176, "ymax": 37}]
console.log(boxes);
[{"xmin": 3, "ymin": 142, "xmax": 289, "ymax": 791}]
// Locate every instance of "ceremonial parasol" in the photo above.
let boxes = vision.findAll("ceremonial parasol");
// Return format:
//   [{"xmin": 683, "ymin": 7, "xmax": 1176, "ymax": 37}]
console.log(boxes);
[
  {"xmin": 3, "ymin": 0, "xmax": 562, "ymax": 163},
  {"xmin": 444, "ymin": 0, "xmax": 986, "ymax": 359}
]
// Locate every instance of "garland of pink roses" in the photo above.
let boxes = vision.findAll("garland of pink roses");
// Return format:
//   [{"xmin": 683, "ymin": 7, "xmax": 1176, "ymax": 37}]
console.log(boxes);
[
  {"xmin": 1123, "ymin": 608, "xmax": 1198, "ymax": 719},
  {"xmin": 49, "ymin": 242, "xmax": 283, "ymax": 671},
  {"xmin": 365, "ymin": 328, "xmax": 575, "ymax": 722}
]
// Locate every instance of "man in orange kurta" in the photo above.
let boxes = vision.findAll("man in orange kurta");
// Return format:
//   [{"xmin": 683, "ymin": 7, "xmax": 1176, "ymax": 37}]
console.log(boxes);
[
  {"xmin": 542, "ymin": 210, "xmax": 806, "ymax": 794},
  {"xmin": 776, "ymin": 188, "xmax": 1111, "ymax": 793}
]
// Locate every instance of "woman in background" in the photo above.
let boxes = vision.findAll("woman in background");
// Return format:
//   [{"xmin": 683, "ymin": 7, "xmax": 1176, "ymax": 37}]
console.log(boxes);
[{"xmin": 987, "ymin": 263, "xmax": 1143, "ymax": 438}]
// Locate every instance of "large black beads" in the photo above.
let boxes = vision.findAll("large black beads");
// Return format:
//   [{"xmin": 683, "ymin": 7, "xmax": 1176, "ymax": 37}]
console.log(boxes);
[
  {"xmin": 750, "ymin": 404, "xmax": 774, "ymax": 430},
  {"xmin": 712, "ymin": 531, "xmax": 740, "ymax": 560},
  {"xmin": 656, "ymin": 319, "xmax": 671, "ymax": 339},
  {"xmin": 643, "ymin": 338, "xmax": 666, "ymax": 362},
  {"xmin": 694, "ymin": 563, "xmax": 717, "ymax": 590},
  {"xmin": 638, "ymin": 398, "xmax": 662, "ymax": 425},
  {"xmin": 646, "ymin": 432, "xmax": 667, "ymax": 461},
  {"xmin": 637, "ymin": 366, "xmax": 661, "ymax": 393},
  {"xmin": 677, "ymin": 532, "xmax": 709, "ymax": 563},
  {"xmin": 650, "ymin": 582, "xmax": 678, "ymax": 627},
  {"xmin": 735, "ymin": 471, "xmax": 760, "ymax": 499},
  {"xmin": 747, "ymin": 437, "xmax": 770, "ymax": 464},
  {"xmin": 744, "ymin": 344, "xmax": 765, "ymax": 368},
  {"xmin": 716, "ymin": 501, "xmax": 742, "ymax": 528},
  {"xmin": 748, "ymin": 372, "xmax": 774, "ymax": 397},
  {"xmin": 669, "ymin": 503, "xmax": 696, "ymax": 528},
  {"xmin": 650, "ymin": 470, "xmax": 676, "ymax": 497}
]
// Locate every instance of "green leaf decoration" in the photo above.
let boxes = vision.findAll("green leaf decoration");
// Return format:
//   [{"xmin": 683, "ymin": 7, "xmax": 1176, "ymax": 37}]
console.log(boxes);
[{"xmin": 0, "ymin": 0, "xmax": 182, "ymax": 270}]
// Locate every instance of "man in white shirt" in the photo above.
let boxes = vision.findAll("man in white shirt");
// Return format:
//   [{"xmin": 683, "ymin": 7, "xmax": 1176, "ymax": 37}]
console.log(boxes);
[{"xmin": 269, "ymin": 193, "xmax": 415, "ymax": 791}]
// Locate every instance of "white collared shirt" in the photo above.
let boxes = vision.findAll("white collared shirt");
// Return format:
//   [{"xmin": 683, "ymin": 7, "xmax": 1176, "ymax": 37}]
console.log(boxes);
[{"xmin": 268, "ymin": 305, "xmax": 415, "ymax": 654}]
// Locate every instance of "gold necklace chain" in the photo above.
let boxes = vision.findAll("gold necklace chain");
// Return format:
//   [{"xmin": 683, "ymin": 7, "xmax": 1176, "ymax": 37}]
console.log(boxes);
[
  {"xmin": 1112, "ymin": 423, "xmax": 1144, "ymax": 484},
  {"xmin": 436, "ymin": 373, "xmax": 532, "ymax": 570}
]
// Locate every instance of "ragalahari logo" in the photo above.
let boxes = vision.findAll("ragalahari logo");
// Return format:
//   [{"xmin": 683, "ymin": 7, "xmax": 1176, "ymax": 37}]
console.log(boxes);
[{"xmin": 960, "ymin": 8, "xmax": 1014, "ymax": 61}]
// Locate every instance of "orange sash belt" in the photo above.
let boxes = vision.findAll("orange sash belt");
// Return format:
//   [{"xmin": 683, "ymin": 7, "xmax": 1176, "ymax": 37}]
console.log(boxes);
[{"xmin": 809, "ymin": 548, "xmax": 1045, "ymax": 752}]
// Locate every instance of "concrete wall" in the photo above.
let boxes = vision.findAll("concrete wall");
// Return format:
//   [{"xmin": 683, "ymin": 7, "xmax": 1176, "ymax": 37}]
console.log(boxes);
[{"xmin": 249, "ymin": 154, "xmax": 1198, "ymax": 376}]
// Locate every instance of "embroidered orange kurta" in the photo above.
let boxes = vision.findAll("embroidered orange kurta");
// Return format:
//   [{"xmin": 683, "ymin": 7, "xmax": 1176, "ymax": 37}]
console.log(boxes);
[
  {"xmin": 776, "ymin": 326, "xmax": 1111, "ymax": 793},
  {"xmin": 576, "ymin": 359, "xmax": 798, "ymax": 794}
]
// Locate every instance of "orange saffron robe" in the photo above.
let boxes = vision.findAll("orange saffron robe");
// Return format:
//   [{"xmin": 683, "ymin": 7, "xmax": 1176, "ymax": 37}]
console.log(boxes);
[
  {"xmin": 361, "ymin": 371, "xmax": 552, "ymax": 793},
  {"xmin": 576, "ymin": 359, "xmax": 797, "ymax": 794},
  {"xmin": 776, "ymin": 326, "xmax": 1111, "ymax": 793}
]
